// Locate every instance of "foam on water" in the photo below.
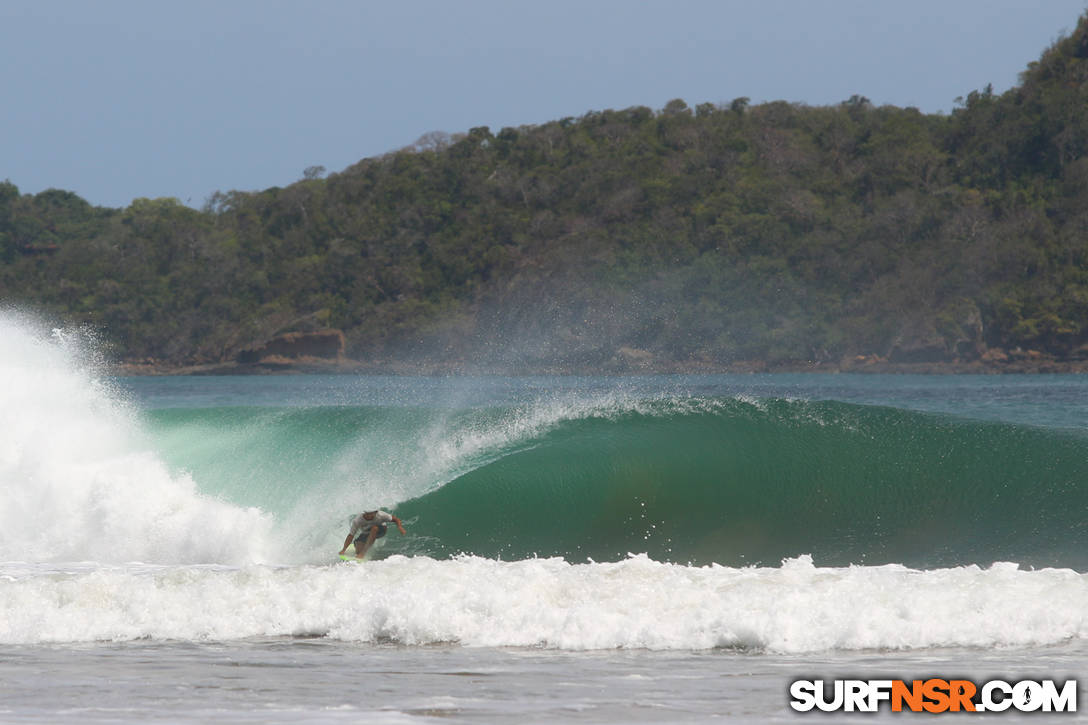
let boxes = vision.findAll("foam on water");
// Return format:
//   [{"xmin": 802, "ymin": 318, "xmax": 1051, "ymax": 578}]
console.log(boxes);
[
  {"xmin": 2, "ymin": 555, "xmax": 1085, "ymax": 652},
  {"xmin": 0, "ymin": 315, "xmax": 272, "ymax": 564}
]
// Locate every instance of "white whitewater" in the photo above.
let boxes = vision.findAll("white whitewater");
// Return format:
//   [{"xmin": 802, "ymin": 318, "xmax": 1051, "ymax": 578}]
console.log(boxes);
[{"xmin": 0, "ymin": 315, "xmax": 272, "ymax": 564}]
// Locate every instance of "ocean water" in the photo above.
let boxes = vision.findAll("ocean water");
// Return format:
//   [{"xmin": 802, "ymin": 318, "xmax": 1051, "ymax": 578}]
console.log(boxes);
[{"xmin": 1, "ymin": 316, "xmax": 1087, "ymax": 722}]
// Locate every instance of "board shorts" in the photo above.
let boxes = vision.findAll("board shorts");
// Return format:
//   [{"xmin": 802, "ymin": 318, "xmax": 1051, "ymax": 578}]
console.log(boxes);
[{"xmin": 354, "ymin": 524, "xmax": 387, "ymax": 544}]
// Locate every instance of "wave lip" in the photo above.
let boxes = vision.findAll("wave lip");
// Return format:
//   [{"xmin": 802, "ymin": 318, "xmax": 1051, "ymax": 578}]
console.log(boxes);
[{"xmin": 3, "ymin": 556, "xmax": 1086, "ymax": 652}]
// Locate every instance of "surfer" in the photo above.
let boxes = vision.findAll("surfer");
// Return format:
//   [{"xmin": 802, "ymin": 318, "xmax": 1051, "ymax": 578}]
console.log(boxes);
[{"xmin": 339, "ymin": 510, "xmax": 407, "ymax": 559}]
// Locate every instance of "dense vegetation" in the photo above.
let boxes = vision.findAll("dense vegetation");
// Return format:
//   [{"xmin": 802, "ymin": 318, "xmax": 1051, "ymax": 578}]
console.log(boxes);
[{"xmin": 4, "ymin": 15, "xmax": 1088, "ymax": 371}]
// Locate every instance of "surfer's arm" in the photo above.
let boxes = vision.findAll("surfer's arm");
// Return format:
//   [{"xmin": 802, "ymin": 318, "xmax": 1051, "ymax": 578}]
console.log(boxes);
[
  {"xmin": 339, "ymin": 532, "xmax": 354, "ymax": 554},
  {"xmin": 392, "ymin": 516, "xmax": 406, "ymax": 535}
]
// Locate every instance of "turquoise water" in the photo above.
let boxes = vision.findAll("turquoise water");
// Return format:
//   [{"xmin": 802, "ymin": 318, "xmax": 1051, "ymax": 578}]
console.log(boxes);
[{"xmin": 123, "ymin": 374, "xmax": 1088, "ymax": 569}]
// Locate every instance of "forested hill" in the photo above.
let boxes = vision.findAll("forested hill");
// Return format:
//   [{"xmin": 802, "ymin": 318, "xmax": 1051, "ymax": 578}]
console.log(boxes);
[{"xmin": 4, "ymin": 14, "xmax": 1088, "ymax": 373}]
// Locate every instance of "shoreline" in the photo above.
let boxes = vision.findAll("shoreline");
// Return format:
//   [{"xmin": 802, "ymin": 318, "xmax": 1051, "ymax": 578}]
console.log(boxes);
[{"xmin": 112, "ymin": 356, "xmax": 1088, "ymax": 376}]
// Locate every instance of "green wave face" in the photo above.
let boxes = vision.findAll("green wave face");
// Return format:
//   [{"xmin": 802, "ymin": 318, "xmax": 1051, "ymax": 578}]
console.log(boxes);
[
  {"xmin": 391, "ymin": 399, "xmax": 1088, "ymax": 568},
  {"xmin": 147, "ymin": 398, "xmax": 1088, "ymax": 568}
]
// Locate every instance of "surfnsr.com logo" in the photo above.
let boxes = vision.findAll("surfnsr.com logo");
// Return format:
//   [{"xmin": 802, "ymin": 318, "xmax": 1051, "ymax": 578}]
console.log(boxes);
[{"xmin": 789, "ymin": 679, "xmax": 1077, "ymax": 713}]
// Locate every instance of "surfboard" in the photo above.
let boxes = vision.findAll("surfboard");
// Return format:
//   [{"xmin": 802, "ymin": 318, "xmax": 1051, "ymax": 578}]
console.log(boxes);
[{"xmin": 338, "ymin": 553, "xmax": 364, "ymax": 562}]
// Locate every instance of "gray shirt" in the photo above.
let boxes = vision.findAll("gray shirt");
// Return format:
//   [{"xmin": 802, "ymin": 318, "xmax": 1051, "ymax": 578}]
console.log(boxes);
[{"xmin": 349, "ymin": 510, "xmax": 394, "ymax": 538}]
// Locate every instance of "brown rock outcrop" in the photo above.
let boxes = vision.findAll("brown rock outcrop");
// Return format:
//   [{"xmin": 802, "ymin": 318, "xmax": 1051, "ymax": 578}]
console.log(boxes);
[{"xmin": 236, "ymin": 329, "xmax": 345, "ymax": 364}]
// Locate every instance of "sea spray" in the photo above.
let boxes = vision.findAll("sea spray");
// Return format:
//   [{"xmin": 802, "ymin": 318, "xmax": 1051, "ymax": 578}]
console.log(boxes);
[{"xmin": 0, "ymin": 316, "xmax": 271, "ymax": 564}]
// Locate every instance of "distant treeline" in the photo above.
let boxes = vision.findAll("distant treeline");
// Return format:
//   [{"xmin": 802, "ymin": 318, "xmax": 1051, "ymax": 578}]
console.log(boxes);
[{"xmin": 4, "ymin": 14, "xmax": 1088, "ymax": 371}]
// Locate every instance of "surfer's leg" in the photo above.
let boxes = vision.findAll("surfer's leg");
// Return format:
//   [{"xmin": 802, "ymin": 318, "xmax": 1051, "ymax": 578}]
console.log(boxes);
[{"xmin": 354, "ymin": 526, "xmax": 379, "ymax": 558}]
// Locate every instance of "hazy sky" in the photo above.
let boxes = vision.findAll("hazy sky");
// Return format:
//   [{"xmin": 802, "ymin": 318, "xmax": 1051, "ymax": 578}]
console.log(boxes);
[{"xmin": 2, "ymin": 1, "xmax": 1085, "ymax": 209}]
